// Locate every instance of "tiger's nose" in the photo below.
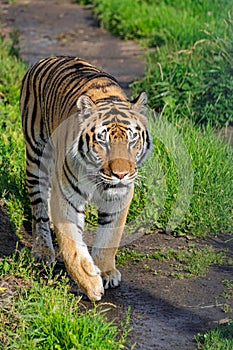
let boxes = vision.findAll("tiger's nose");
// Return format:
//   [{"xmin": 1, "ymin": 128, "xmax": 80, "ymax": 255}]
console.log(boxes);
[{"xmin": 113, "ymin": 171, "xmax": 129, "ymax": 179}]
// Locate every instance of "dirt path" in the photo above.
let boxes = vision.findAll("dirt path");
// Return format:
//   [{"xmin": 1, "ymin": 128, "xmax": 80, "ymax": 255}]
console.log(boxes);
[
  {"xmin": 1, "ymin": 1, "xmax": 233, "ymax": 349},
  {"xmin": 0, "ymin": 0, "xmax": 144, "ymax": 95}
]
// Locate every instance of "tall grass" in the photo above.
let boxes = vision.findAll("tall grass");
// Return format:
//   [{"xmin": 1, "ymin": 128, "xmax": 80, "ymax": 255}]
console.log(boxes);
[
  {"xmin": 90, "ymin": 0, "xmax": 232, "ymax": 47},
  {"xmin": 131, "ymin": 115, "xmax": 233, "ymax": 236},
  {"xmin": 132, "ymin": 22, "xmax": 233, "ymax": 126}
]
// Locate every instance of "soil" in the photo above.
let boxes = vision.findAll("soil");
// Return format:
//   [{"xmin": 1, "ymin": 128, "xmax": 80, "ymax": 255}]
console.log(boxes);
[{"xmin": 0, "ymin": 1, "xmax": 233, "ymax": 349}]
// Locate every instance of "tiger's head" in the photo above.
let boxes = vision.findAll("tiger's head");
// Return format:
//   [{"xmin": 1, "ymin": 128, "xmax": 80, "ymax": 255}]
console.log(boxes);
[{"xmin": 76, "ymin": 92, "xmax": 152, "ymax": 189}]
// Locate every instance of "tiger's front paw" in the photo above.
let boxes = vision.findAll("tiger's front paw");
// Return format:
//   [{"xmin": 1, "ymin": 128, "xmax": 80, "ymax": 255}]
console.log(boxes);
[
  {"xmin": 102, "ymin": 268, "xmax": 121, "ymax": 289},
  {"xmin": 67, "ymin": 255, "xmax": 104, "ymax": 301},
  {"xmin": 80, "ymin": 257, "xmax": 104, "ymax": 301}
]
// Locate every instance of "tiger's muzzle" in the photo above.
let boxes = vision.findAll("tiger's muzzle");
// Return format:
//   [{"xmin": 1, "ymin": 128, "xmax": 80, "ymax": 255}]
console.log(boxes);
[{"xmin": 99, "ymin": 157, "xmax": 137, "ymax": 186}]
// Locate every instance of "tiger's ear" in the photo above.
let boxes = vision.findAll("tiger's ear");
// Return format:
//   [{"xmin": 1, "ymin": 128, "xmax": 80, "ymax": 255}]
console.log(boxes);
[
  {"xmin": 131, "ymin": 92, "xmax": 148, "ymax": 115},
  {"xmin": 76, "ymin": 95, "xmax": 95, "ymax": 118}
]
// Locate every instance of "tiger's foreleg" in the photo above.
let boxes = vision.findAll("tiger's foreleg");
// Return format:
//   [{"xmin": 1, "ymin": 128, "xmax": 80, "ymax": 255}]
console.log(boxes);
[
  {"xmin": 92, "ymin": 185, "xmax": 134, "ymax": 289},
  {"xmin": 50, "ymin": 185, "xmax": 104, "ymax": 301}
]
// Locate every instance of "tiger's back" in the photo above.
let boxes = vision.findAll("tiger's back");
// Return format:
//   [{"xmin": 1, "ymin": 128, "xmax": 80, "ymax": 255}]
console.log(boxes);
[
  {"xmin": 21, "ymin": 56, "xmax": 127, "ymax": 137},
  {"xmin": 20, "ymin": 56, "xmax": 152, "ymax": 301}
]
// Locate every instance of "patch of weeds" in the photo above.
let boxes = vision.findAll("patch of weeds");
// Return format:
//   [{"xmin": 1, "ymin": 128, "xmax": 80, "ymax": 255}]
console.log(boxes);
[
  {"xmin": 170, "ymin": 246, "xmax": 226, "ymax": 279},
  {"xmin": 221, "ymin": 280, "xmax": 233, "ymax": 300},
  {"xmin": 222, "ymin": 304, "xmax": 233, "ymax": 314},
  {"xmin": 195, "ymin": 321, "xmax": 233, "ymax": 350},
  {"xmin": 143, "ymin": 264, "xmax": 162, "ymax": 276},
  {"xmin": 0, "ymin": 247, "xmax": 37, "ymax": 279},
  {"xmin": 151, "ymin": 245, "xmax": 226, "ymax": 279},
  {"xmin": 220, "ymin": 280, "xmax": 233, "ymax": 313},
  {"xmin": 116, "ymin": 248, "xmax": 148, "ymax": 266}
]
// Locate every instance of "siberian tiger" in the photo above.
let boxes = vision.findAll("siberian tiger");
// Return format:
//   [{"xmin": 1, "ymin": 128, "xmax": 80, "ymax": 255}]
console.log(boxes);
[{"xmin": 20, "ymin": 56, "xmax": 152, "ymax": 301}]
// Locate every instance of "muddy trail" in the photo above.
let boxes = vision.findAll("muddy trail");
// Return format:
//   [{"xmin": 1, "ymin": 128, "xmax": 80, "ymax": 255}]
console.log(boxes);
[{"xmin": 1, "ymin": 1, "xmax": 233, "ymax": 349}]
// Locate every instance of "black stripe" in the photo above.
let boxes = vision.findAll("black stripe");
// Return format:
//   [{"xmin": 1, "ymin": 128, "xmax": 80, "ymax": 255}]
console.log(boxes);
[
  {"xmin": 30, "ymin": 197, "xmax": 43, "ymax": 205},
  {"xmin": 98, "ymin": 211, "xmax": 116, "ymax": 226},
  {"xmin": 64, "ymin": 158, "xmax": 79, "ymax": 184},
  {"xmin": 20, "ymin": 57, "xmax": 49, "ymax": 116},
  {"xmin": 118, "ymin": 119, "xmax": 131, "ymax": 125},
  {"xmin": 47, "ymin": 67, "xmax": 82, "ymax": 117},
  {"xmin": 26, "ymin": 177, "xmax": 48, "ymax": 186},
  {"xmin": 56, "ymin": 168, "xmax": 85, "ymax": 214},
  {"xmin": 32, "ymin": 215, "xmax": 49, "ymax": 223},
  {"xmin": 146, "ymin": 130, "xmax": 151, "ymax": 150},
  {"xmin": 60, "ymin": 78, "xmax": 91, "ymax": 116},
  {"xmin": 95, "ymin": 96, "xmax": 126, "ymax": 104},
  {"xmin": 76, "ymin": 224, "xmax": 84, "ymax": 233},
  {"xmin": 30, "ymin": 190, "xmax": 41, "ymax": 197},
  {"xmin": 63, "ymin": 162, "xmax": 83, "ymax": 197},
  {"xmin": 85, "ymin": 133, "xmax": 90, "ymax": 146},
  {"xmin": 78, "ymin": 136, "xmax": 85, "ymax": 159},
  {"xmin": 26, "ymin": 150, "xmax": 40, "ymax": 166},
  {"xmin": 26, "ymin": 169, "xmax": 39, "ymax": 179}
]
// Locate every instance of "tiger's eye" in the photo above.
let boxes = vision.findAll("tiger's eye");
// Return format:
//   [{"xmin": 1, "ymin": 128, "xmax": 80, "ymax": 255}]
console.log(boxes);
[{"xmin": 98, "ymin": 130, "xmax": 107, "ymax": 141}]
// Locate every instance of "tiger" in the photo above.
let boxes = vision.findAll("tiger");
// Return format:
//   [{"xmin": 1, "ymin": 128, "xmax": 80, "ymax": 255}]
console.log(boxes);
[{"xmin": 20, "ymin": 56, "xmax": 152, "ymax": 301}]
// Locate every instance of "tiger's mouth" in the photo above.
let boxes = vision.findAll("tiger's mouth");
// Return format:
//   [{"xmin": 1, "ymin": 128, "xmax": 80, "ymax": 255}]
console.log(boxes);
[
  {"xmin": 99, "ymin": 168, "xmax": 138, "ymax": 187},
  {"xmin": 102, "ymin": 182, "xmax": 129, "ymax": 190}
]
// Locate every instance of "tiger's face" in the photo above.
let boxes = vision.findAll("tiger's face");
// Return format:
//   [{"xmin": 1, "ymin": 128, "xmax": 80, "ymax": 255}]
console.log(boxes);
[
  {"xmin": 76, "ymin": 92, "xmax": 152, "ymax": 190},
  {"xmin": 94, "ymin": 120, "xmax": 145, "ymax": 186}
]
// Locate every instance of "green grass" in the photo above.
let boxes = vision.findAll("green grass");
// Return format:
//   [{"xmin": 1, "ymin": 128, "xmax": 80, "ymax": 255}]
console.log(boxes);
[
  {"xmin": 132, "ymin": 25, "xmax": 233, "ymax": 126},
  {"xmin": 86, "ymin": 0, "xmax": 231, "ymax": 46},
  {"xmin": 0, "ymin": 249, "xmax": 131, "ymax": 349},
  {"xmin": 220, "ymin": 279, "xmax": 233, "ymax": 313},
  {"xmin": 195, "ymin": 321, "xmax": 233, "ymax": 350}
]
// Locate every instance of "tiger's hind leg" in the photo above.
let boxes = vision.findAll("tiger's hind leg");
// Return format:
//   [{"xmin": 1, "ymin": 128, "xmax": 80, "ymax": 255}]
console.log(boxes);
[
  {"xmin": 31, "ymin": 205, "xmax": 55, "ymax": 265},
  {"xmin": 26, "ymin": 152, "xmax": 55, "ymax": 265}
]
